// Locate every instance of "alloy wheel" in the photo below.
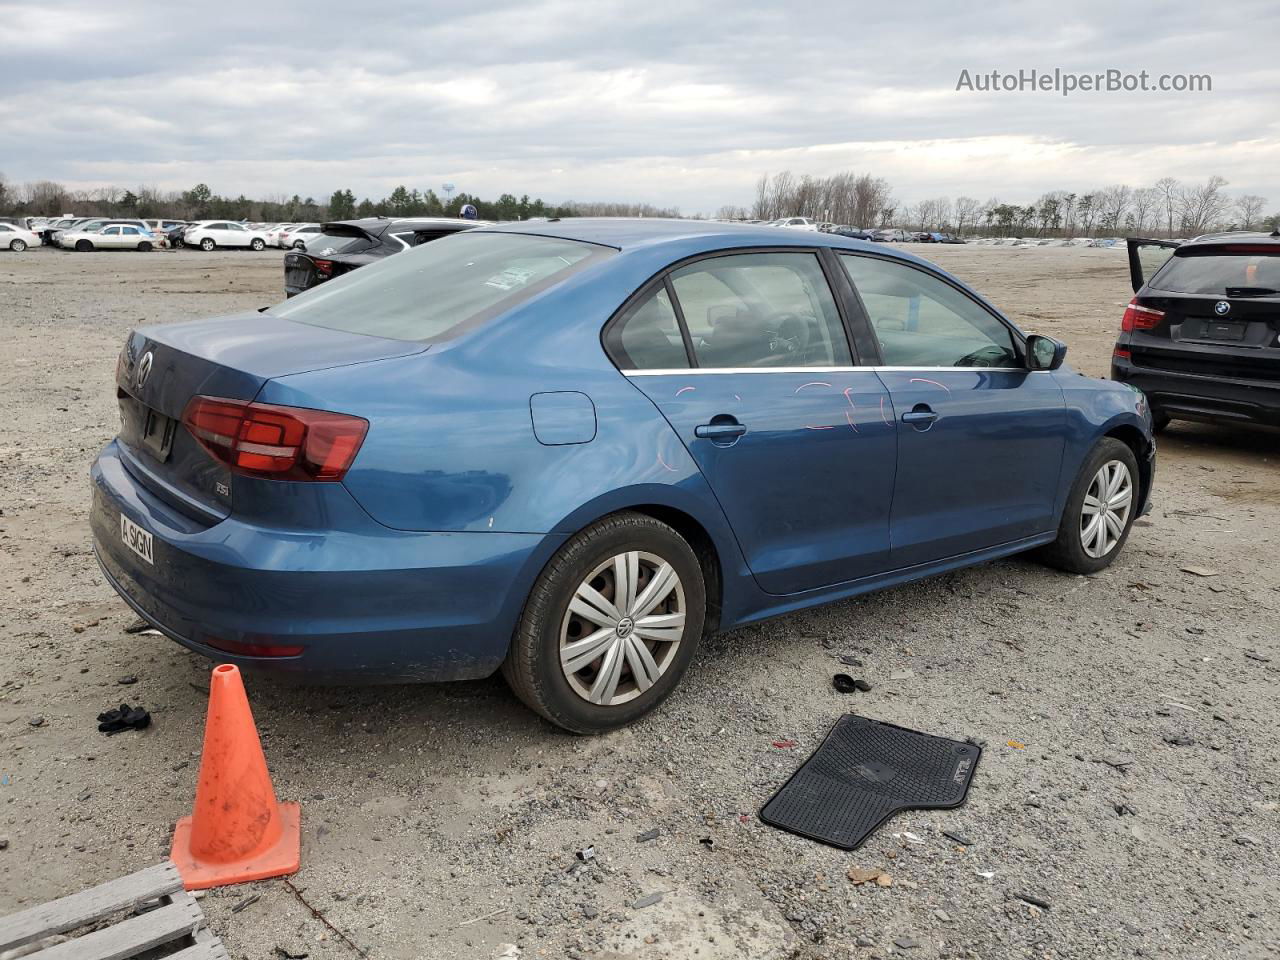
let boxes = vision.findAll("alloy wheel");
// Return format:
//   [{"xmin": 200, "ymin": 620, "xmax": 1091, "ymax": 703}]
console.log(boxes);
[
  {"xmin": 559, "ymin": 550, "xmax": 686, "ymax": 707},
  {"xmin": 1080, "ymin": 459, "xmax": 1133, "ymax": 558}
]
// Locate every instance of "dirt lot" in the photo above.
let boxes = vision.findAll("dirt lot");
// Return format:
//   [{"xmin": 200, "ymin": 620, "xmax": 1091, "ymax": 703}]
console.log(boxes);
[{"xmin": 1, "ymin": 243, "xmax": 1277, "ymax": 960}]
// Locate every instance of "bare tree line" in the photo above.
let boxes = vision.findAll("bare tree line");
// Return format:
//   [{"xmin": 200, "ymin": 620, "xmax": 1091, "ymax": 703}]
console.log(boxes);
[{"xmin": 746, "ymin": 170, "xmax": 1274, "ymax": 238}]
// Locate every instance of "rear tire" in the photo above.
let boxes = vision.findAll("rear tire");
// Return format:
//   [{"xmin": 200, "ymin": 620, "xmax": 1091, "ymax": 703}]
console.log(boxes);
[
  {"xmin": 137, "ymin": 241, "xmax": 152, "ymax": 252},
  {"xmin": 250, "ymin": 238, "xmax": 265, "ymax": 251},
  {"xmin": 75, "ymin": 239, "xmax": 93, "ymax": 252},
  {"xmin": 200, "ymin": 238, "xmax": 215, "ymax": 251},
  {"xmin": 502, "ymin": 511, "xmax": 706, "ymax": 734},
  {"xmin": 1036, "ymin": 438, "xmax": 1139, "ymax": 575},
  {"xmin": 10, "ymin": 239, "xmax": 26, "ymax": 252}
]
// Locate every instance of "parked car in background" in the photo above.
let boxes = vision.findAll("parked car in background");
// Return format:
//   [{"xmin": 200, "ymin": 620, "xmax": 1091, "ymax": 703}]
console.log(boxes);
[
  {"xmin": 60, "ymin": 223, "xmax": 158, "ymax": 252},
  {"xmin": 283, "ymin": 224, "xmax": 323, "ymax": 249},
  {"xmin": 93, "ymin": 220, "xmax": 1153, "ymax": 733},
  {"xmin": 283, "ymin": 216, "xmax": 486, "ymax": 296},
  {"xmin": 56, "ymin": 219, "xmax": 152, "ymax": 249},
  {"xmin": 275, "ymin": 223, "xmax": 317, "ymax": 248},
  {"xmin": 831, "ymin": 226, "xmax": 874, "ymax": 240},
  {"xmin": 145, "ymin": 219, "xmax": 187, "ymax": 235},
  {"xmin": 872, "ymin": 228, "xmax": 910, "ymax": 242},
  {"xmin": 1114, "ymin": 232, "xmax": 1280, "ymax": 431},
  {"xmin": 0, "ymin": 222, "xmax": 42, "ymax": 251},
  {"xmin": 263, "ymin": 224, "xmax": 294, "ymax": 246},
  {"xmin": 42, "ymin": 217, "xmax": 86, "ymax": 245},
  {"xmin": 163, "ymin": 223, "xmax": 190, "ymax": 248},
  {"xmin": 774, "ymin": 217, "xmax": 820, "ymax": 231},
  {"xmin": 182, "ymin": 221, "xmax": 269, "ymax": 251}
]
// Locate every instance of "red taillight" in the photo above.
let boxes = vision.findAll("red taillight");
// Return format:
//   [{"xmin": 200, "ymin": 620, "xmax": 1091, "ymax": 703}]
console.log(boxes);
[
  {"xmin": 1121, "ymin": 298, "xmax": 1165, "ymax": 332},
  {"xmin": 1113, "ymin": 347, "xmax": 1132, "ymax": 361},
  {"xmin": 312, "ymin": 258, "xmax": 333, "ymax": 277},
  {"xmin": 204, "ymin": 635, "xmax": 305, "ymax": 657},
  {"xmin": 182, "ymin": 396, "xmax": 368, "ymax": 482}
]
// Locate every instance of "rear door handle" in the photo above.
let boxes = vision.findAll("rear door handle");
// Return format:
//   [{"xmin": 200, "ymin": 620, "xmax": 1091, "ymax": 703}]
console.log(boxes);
[
  {"xmin": 695, "ymin": 422, "xmax": 747, "ymax": 440},
  {"xmin": 901, "ymin": 407, "xmax": 938, "ymax": 425}
]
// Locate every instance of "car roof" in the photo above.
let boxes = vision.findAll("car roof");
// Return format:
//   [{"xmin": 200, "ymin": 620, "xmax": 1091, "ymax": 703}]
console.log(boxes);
[
  {"xmin": 477, "ymin": 217, "xmax": 926, "ymax": 258},
  {"xmin": 1181, "ymin": 230, "xmax": 1280, "ymax": 248}
]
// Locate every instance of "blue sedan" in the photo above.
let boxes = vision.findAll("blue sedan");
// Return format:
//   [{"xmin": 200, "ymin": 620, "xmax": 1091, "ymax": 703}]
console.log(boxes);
[{"xmin": 91, "ymin": 219, "xmax": 1155, "ymax": 732}]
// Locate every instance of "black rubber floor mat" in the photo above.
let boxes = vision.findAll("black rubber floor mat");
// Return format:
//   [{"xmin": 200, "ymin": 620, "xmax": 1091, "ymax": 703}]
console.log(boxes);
[{"xmin": 760, "ymin": 715, "xmax": 980, "ymax": 850}]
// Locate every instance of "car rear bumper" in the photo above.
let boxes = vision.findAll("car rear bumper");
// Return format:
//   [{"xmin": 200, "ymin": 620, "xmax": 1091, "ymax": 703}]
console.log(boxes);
[
  {"xmin": 91, "ymin": 439, "xmax": 553, "ymax": 683},
  {"xmin": 1112, "ymin": 358, "xmax": 1280, "ymax": 427}
]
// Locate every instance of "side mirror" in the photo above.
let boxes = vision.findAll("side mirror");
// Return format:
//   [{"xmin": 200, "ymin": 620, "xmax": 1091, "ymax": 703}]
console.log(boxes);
[{"xmin": 1026, "ymin": 334, "xmax": 1067, "ymax": 371}]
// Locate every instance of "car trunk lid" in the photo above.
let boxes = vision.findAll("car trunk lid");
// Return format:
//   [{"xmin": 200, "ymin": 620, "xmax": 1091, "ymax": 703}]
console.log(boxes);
[{"xmin": 115, "ymin": 312, "xmax": 425, "ymax": 522}]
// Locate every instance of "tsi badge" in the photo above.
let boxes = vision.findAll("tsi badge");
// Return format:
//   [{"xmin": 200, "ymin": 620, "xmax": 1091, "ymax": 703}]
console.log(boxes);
[
  {"xmin": 214, "ymin": 481, "xmax": 230, "ymax": 498},
  {"xmin": 1214, "ymin": 301, "xmax": 1231, "ymax": 316}
]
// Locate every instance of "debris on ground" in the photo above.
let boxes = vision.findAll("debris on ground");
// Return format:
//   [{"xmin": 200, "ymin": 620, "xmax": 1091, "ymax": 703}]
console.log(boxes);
[
  {"xmin": 1180, "ymin": 565, "xmax": 1221, "ymax": 577},
  {"xmin": 231, "ymin": 893, "xmax": 261, "ymax": 913},
  {"xmin": 95, "ymin": 703, "xmax": 151, "ymax": 735},
  {"xmin": 942, "ymin": 831, "xmax": 973, "ymax": 846},
  {"xmin": 635, "ymin": 828, "xmax": 659, "ymax": 843},
  {"xmin": 631, "ymin": 892, "xmax": 663, "ymax": 909},
  {"xmin": 575, "ymin": 845, "xmax": 595, "ymax": 862},
  {"xmin": 1013, "ymin": 892, "xmax": 1051, "ymax": 910},
  {"xmin": 832, "ymin": 673, "xmax": 873, "ymax": 693}
]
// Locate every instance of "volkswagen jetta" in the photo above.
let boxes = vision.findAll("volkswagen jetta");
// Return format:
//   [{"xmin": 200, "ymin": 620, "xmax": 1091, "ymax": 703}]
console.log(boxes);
[{"xmin": 92, "ymin": 220, "xmax": 1155, "ymax": 732}]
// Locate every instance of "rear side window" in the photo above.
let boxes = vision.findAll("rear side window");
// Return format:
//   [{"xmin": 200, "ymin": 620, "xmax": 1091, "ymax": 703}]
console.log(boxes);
[
  {"xmin": 605, "ymin": 285, "xmax": 689, "ymax": 370},
  {"xmin": 670, "ymin": 252, "xmax": 852, "ymax": 368},
  {"xmin": 840, "ymin": 254, "xmax": 1018, "ymax": 368},
  {"xmin": 1150, "ymin": 248, "xmax": 1280, "ymax": 295},
  {"xmin": 268, "ymin": 232, "xmax": 612, "ymax": 342}
]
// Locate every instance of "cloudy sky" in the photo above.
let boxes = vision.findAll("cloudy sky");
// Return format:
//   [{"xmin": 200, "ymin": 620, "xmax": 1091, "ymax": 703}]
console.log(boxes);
[{"xmin": 1, "ymin": 0, "xmax": 1277, "ymax": 213}]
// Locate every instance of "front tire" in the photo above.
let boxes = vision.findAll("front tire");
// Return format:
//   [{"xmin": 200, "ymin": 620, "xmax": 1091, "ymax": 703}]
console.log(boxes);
[
  {"xmin": 200, "ymin": 238, "xmax": 215, "ymax": 251},
  {"xmin": 1036, "ymin": 438, "xmax": 1139, "ymax": 574},
  {"xmin": 250, "ymin": 238, "xmax": 265, "ymax": 251},
  {"xmin": 137, "ymin": 241, "xmax": 152, "ymax": 252},
  {"xmin": 10, "ymin": 239, "xmax": 26, "ymax": 252},
  {"xmin": 502, "ymin": 511, "xmax": 706, "ymax": 734}
]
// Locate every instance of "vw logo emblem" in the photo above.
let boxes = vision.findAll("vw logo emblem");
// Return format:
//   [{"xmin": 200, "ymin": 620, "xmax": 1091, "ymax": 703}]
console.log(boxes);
[
  {"xmin": 615, "ymin": 617, "xmax": 635, "ymax": 639},
  {"xmin": 135, "ymin": 351, "xmax": 154, "ymax": 388},
  {"xmin": 1214, "ymin": 301, "xmax": 1231, "ymax": 316}
]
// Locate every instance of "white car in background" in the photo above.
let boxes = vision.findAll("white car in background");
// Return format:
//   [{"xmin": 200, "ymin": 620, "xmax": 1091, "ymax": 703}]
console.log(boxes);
[
  {"xmin": 275, "ymin": 223, "xmax": 318, "ymax": 248},
  {"xmin": 262, "ymin": 223, "xmax": 292, "ymax": 246},
  {"xmin": 60, "ymin": 223, "xmax": 159, "ymax": 252},
  {"xmin": 774, "ymin": 217, "xmax": 821, "ymax": 231},
  {"xmin": 282, "ymin": 224, "xmax": 323, "ymax": 249},
  {"xmin": 0, "ymin": 222, "xmax": 42, "ymax": 251},
  {"xmin": 183, "ymin": 221, "xmax": 270, "ymax": 251}
]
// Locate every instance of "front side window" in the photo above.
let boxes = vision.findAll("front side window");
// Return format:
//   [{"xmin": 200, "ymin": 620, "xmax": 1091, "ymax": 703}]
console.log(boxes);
[
  {"xmin": 840, "ymin": 254, "xmax": 1018, "ymax": 368},
  {"xmin": 604, "ymin": 285, "xmax": 689, "ymax": 370},
  {"xmin": 268, "ymin": 231, "xmax": 612, "ymax": 342},
  {"xmin": 103, "ymin": 227, "xmax": 121, "ymax": 236},
  {"xmin": 670, "ymin": 252, "xmax": 852, "ymax": 368}
]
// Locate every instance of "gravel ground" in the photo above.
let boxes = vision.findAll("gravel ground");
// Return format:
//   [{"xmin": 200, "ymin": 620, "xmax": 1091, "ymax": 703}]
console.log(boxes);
[{"xmin": 1, "ymin": 243, "xmax": 1277, "ymax": 960}]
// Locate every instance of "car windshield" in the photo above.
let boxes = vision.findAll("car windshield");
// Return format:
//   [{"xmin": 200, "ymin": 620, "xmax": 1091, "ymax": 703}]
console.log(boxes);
[
  {"xmin": 267, "ymin": 231, "xmax": 613, "ymax": 341},
  {"xmin": 1149, "ymin": 248, "xmax": 1280, "ymax": 295}
]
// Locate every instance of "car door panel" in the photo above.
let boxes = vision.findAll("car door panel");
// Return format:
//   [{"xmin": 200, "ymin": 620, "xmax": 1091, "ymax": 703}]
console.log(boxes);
[
  {"xmin": 629, "ymin": 370, "xmax": 896, "ymax": 593},
  {"xmin": 876, "ymin": 369, "xmax": 1065, "ymax": 566},
  {"xmin": 838, "ymin": 251, "xmax": 1068, "ymax": 568}
]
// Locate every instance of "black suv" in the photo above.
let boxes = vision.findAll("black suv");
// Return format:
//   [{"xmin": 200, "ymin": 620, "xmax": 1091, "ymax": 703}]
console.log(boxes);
[
  {"xmin": 283, "ymin": 217, "xmax": 484, "ymax": 297},
  {"xmin": 1114, "ymin": 232, "xmax": 1280, "ymax": 431}
]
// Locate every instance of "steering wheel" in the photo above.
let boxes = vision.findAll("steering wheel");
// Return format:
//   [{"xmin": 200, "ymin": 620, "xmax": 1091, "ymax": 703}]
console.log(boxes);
[
  {"xmin": 765, "ymin": 312, "xmax": 812, "ymax": 357},
  {"xmin": 954, "ymin": 344, "xmax": 1013, "ymax": 368}
]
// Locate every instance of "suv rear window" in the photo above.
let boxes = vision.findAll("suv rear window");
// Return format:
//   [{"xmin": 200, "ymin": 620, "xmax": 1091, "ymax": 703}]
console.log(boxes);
[
  {"xmin": 267, "ymin": 232, "xmax": 612, "ymax": 341},
  {"xmin": 1149, "ymin": 246, "xmax": 1280, "ymax": 295}
]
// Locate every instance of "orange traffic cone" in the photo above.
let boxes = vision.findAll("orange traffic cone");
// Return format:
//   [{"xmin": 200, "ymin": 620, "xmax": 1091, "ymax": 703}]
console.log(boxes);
[{"xmin": 170, "ymin": 664, "xmax": 301, "ymax": 890}]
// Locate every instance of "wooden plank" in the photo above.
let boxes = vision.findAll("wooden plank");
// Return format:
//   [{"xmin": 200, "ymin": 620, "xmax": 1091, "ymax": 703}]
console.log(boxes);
[
  {"xmin": 167, "ymin": 940, "xmax": 231, "ymax": 960},
  {"xmin": 32, "ymin": 899, "xmax": 202, "ymax": 960},
  {"xmin": 0, "ymin": 862, "xmax": 181, "ymax": 951}
]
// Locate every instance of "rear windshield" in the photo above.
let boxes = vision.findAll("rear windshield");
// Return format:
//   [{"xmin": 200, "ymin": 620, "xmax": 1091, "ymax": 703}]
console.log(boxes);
[
  {"xmin": 267, "ymin": 231, "xmax": 611, "ymax": 341},
  {"xmin": 1150, "ymin": 247, "xmax": 1280, "ymax": 295},
  {"xmin": 307, "ymin": 230, "xmax": 376, "ymax": 257}
]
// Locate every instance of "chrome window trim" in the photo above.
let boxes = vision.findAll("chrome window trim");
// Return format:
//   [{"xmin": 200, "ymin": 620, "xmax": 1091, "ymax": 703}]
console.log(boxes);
[{"xmin": 622, "ymin": 366, "xmax": 1031, "ymax": 376}]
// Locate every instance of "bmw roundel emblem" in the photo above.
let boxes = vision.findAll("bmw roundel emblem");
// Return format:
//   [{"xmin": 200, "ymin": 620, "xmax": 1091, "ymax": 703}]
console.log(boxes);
[{"xmin": 1214, "ymin": 301, "xmax": 1231, "ymax": 316}]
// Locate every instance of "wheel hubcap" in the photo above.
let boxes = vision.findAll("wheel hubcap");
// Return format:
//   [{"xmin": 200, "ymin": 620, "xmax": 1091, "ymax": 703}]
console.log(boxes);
[
  {"xmin": 559, "ymin": 550, "xmax": 685, "ymax": 707},
  {"xmin": 1080, "ymin": 459, "xmax": 1133, "ymax": 558}
]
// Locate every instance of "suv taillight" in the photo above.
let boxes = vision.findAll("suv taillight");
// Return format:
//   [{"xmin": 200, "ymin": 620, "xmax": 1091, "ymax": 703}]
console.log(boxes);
[
  {"xmin": 312, "ymin": 258, "xmax": 333, "ymax": 277},
  {"xmin": 1121, "ymin": 298, "xmax": 1165, "ymax": 332},
  {"xmin": 182, "ymin": 396, "xmax": 368, "ymax": 482}
]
